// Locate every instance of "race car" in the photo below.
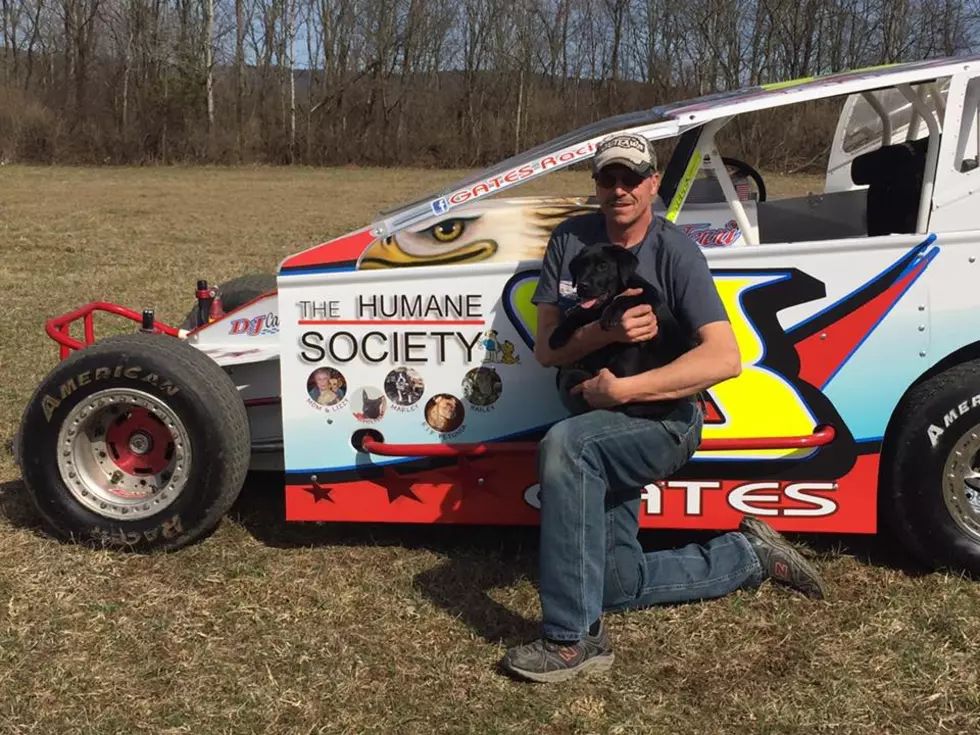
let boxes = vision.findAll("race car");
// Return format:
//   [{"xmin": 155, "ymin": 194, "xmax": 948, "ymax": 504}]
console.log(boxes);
[{"xmin": 14, "ymin": 53, "xmax": 980, "ymax": 577}]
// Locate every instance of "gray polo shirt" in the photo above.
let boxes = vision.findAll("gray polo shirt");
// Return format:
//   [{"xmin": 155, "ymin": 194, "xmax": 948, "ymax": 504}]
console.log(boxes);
[{"xmin": 531, "ymin": 209, "xmax": 729, "ymax": 339}]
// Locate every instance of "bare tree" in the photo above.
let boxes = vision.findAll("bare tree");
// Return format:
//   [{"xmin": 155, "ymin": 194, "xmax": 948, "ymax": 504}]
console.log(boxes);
[
  {"xmin": 204, "ymin": 0, "xmax": 214, "ymax": 146},
  {"xmin": 6, "ymin": 0, "xmax": 980, "ymax": 168}
]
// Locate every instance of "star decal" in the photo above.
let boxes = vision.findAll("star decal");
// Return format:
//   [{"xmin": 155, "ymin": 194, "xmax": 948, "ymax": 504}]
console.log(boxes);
[
  {"xmin": 380, "ymin": 467, "xmax": 423, "ymax": 504},
  {"xmin": 303, "ymin": 481, "xmax": 334, "ymax": 503}
]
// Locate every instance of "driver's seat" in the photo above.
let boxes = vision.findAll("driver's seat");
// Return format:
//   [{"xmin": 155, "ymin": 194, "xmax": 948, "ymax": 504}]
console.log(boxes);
[{"xmin": 850, "ymin": 137, "xmax": 931, "ymax": 236}]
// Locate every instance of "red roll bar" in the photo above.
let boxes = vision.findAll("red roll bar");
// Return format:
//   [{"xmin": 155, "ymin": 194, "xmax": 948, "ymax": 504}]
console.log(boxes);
[
  {"xmin": 46, "ymin": 301, "xmax": 181, "ymax": 360},
  {"xmin": 360, "ymin": 425, "xmax": 836, "ymax": 458}
]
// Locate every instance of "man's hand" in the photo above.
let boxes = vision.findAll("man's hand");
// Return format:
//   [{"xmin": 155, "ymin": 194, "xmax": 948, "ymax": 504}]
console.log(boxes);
[
  {"xmin": 569, "ymin": 368, "xmax": 625, "ymax": 409},
  {"xmin": 604, "ymin": 288, "xmax": 658, "ymax": 344}
]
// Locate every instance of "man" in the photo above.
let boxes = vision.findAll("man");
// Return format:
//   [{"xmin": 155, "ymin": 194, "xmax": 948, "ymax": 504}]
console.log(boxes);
[{"xmin": 500, "ymin": 133, "xmax": 827, "ymax": 683}]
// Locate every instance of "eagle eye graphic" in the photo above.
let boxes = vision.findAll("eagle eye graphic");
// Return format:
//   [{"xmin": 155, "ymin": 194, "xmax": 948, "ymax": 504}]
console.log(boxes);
[{"xmin": 425, "ymin": 217, "xmax": 474, "ymax": 244}]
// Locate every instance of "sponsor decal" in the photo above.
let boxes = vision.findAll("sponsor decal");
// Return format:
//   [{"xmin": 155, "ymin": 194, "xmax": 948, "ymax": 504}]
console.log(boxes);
[
  {"xmin": 640, "ymin": 480, "xmax": 838, "ymax": 517},
  {"xmin": 42, "ymin": 366, "xmax": 180, "ymax": 421},
  {"xmin": 229, "ymin": 311, "xmax": 279, "ymax": 336},
  {"xmin": 678, "ymin": 219, "xmax": 742, "ymax": 247},
  {"xmin": 298, "ymin": 300, "xmax": 341, "ymax": 319},
  {"xmin": 92, "ymin": 514, "xmax": 184, "ymax": 544},
  {"xmin": 522, "ymin": 480, "xmax": 838, "ymax": 517},
  {"xmin": 430, "ymin": 197, "xmax": 449, "ymax": 216},
  {"xmin": 447, "ymin": 165, "xmax": 537, "ymax": 207},
  {"xmin": 298, "ymin": 291, "xmax": 486, "ymax": 366},
  {"xmin": 479, "ymin": 329, "xmax": 520, "ymax": 365},
  {"xmin": 300, "ymin": 331, "xmax": 483, "ymax": 365},
  {"xmin": 444, "ymin": 142, "xmax": 599, "ymax": 208},
  {"xmin": 926, "ymin": 394, "xmax": 980, "ymax": 447},
  {"xmin": 665, "ymin": 150, "xmax": 703, "ymax": 222}
]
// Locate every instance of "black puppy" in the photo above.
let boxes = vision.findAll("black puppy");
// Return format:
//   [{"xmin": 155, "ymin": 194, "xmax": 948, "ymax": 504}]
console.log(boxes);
[{"xmin": 548, "ymin": 243, "xmax": 692, "ymax": 419}]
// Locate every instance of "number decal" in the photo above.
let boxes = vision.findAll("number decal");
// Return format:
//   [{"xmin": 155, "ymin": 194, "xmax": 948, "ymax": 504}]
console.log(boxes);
[
  {"xmin": 701, "ymin": 275, "xmax": 818, "ymax": 459},
  {"xmin": 504, "ymin": 270, "xmax": 825, "ymax": 461}
]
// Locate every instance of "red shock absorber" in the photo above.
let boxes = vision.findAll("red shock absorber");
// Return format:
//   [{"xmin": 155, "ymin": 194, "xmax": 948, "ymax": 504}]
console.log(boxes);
[{"xmin": 195, "ymin": 280, "xmax": 217, "ymax": 327}]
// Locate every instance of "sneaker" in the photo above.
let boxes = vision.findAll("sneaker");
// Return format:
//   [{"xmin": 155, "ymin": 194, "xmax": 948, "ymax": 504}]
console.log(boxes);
[
  {"xmin": 739, "ymin": 515, "xmax": 827, "ymax": 599},
  {"xmin": 500, "ymin": 621, "xmax": 615, "ymax": 683}
]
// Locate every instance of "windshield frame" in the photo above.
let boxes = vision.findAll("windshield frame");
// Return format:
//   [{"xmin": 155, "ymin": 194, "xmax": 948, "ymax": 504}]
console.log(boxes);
[
  {"xmin": 369, "ymin": 54, "xmax": 980, "ymax": 241},
  {"xmin": 373, "ymin": 110, "xmax": 690, "ymax": 238}
]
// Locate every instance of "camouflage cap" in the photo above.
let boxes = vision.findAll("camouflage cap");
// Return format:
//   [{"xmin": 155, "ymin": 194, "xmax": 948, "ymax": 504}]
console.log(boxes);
[{"xmin": 591, "ymin": 133, "xmax": 657, "ymax": 176}]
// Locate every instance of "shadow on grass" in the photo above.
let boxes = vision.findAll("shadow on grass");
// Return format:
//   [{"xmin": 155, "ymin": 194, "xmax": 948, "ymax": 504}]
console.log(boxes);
[
  {"xmin": 228, "ymin": 470, "xmax": 542, "ymax": 555},
  {"xmin": 792, "ymin": 529, "xmax": 935, "ymax": 578},
  {"xmin": 230, "ymin": 471, "xmax": 546, "ymax": 643},
  {"xmin": 229, "ymin": 470, "xmax": 941, "ymax": 643},
  {"xmin": 0, "ymin": 479, "xmax": 49, "ymax": 535},
  {"xmin": 412, "ymin": 553, "xmax": 542, "ymax": 646},
  {"xmin": 1, "ymin": 464, "xmax": 937, "ymax": 641},
  {"xmin": 229, "ymin": 470, "xmax": 932, "ymax": 573}
]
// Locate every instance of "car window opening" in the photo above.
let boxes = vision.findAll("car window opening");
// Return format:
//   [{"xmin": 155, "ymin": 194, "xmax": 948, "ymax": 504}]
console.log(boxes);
[{"xmin": 657, "ymin": 80, "xmax": 951, "ymax": 248}]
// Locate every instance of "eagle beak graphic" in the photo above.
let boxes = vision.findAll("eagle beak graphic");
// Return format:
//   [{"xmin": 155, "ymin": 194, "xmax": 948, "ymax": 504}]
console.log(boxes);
[{"xmin": 358, "ymin": 235, "xmax": 498, "ymax": 269}]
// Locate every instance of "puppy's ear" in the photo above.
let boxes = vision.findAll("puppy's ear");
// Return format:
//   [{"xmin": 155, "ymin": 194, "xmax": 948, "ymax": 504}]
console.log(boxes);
[{"xmin": 610, "ymin": 246, "xmax": 639, "ymax": 289}]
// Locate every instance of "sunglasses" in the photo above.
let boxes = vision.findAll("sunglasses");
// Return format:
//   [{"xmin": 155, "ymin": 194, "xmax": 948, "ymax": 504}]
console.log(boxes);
[{"xmin": 593, "ymin": 169, "xmax": 649, "ymax": 189}]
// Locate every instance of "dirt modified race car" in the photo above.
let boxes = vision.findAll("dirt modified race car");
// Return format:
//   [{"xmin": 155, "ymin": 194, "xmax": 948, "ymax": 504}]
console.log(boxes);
[{"xmin": 14, "ymin": 54, "xmax": 980, "ymax": 575}]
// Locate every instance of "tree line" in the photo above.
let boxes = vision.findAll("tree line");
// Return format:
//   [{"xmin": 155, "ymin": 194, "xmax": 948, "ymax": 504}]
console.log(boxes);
[{"xmin": 2, "ymin": 0, "xmax": 979, "ymax": 170}]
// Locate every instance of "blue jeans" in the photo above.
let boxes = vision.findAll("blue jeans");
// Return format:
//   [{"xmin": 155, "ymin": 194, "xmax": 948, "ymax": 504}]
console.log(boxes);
[{"xmin": 536, "ymin": 402, "xmax": 764, "ymax": 641}]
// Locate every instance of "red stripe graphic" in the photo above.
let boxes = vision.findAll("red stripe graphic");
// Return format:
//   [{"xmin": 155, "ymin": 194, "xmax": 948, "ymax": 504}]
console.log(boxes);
[
  {"xmin": 299, "ymin": 319, "xmax": 486, "ymax": 326},
  {"xmin": 284, "ymin": 454, "xmax": 880, "ymax": 534},
  {"xmin": 795, "ymin": 257, "xmax": 931, "ymax": 389},
  {"xmin": 281, "ymin": 228, "xmax": 375, "ymax": 270}
]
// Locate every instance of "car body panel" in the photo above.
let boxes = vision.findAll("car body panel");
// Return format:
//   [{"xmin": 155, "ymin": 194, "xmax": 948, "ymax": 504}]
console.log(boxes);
[{"xmin": 171, "ymin": 55, "xmax": 980, "ymax": 530}]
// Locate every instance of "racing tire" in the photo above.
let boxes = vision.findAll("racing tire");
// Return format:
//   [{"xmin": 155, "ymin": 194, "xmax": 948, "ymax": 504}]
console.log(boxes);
[
  {"xmin": 882, "ymin": 360, "xmax": 980, "ymax": 576},
  {"xmin": 17, "ymin": 332, "xmax": 251, "ymax": 552},
  {"xmin": 180, "ymin": 272, "xmax": 277, "ymax": 330}
]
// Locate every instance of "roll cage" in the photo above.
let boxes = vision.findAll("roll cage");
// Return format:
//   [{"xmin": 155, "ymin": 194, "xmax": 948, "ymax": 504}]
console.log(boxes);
[{"xmin": 366, "ymin": 54, "xmax": 980, "ymax": 250}]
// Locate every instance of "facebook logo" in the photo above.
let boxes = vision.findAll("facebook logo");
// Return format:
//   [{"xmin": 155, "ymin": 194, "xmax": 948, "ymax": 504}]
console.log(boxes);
[{"xmin": 430, "ymin": 197, "xmax": 449, "ymax": 216}]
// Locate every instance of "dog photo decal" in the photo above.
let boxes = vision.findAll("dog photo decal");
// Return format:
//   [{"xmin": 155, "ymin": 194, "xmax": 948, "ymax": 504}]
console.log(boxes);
[
  {"xmin": 384, "ymin": 367, "xmax": 425, "ymax": 412},
  {"xmin": 306, "ymin": 367, "xmax": 349, "ymax": 413},
  {"xmin": 351, "ymin": 386, "xmax": 387, "ymax": 423},
  {"xmin": 424, "ymin": 394, "xmax": 465, "ymax": 436},
  {"xmin": 462, "ymin": 367, "xmax": 503, "ymax": 411}
]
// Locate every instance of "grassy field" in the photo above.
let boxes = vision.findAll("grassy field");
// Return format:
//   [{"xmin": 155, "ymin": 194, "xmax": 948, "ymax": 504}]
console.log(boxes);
[{"xmin": 1, "ymin": 164, "xmax": 979, "ymax": 734}]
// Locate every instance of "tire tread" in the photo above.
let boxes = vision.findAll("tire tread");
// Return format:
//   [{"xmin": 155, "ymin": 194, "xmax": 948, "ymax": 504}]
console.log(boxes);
[
  {"xmin": 19, "ymin": 332, "xmax": 251, "ymax": 551},
  {"xmin": 883, "ymin": 359, "xmax": 980, "ymax": 573}
]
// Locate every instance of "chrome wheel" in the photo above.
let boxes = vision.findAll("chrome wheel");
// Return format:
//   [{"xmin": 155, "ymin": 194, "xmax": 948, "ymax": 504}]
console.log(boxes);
[
  {"xmin": 942, "ymin": 428, "xmax": 980, "ymax": 543},
  {"xmin": 56, "ymin": 388, "xmax": 192, "ymax": 521}
]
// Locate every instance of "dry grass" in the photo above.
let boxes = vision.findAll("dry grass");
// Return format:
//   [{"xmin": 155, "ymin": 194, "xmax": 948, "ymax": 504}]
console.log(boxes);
[{"xmin": 1, "ymin": 164, "xmax": 978, "ymax": 734}]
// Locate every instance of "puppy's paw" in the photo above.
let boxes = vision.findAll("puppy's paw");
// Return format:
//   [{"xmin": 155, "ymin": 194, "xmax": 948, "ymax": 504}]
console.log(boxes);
[
  {"xmin": 599, "ymin": 306, "xmax": 622, "ymax": 331},
  {"xmin": 556, "ymin": 367, "xmax": 594, "ymax": 414}
]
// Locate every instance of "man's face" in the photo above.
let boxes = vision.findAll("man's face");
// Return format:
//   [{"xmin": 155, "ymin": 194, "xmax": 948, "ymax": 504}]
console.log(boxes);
[{"xmin": 594, "ymin": 164, "xmax": 659, "ymax": 228}]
